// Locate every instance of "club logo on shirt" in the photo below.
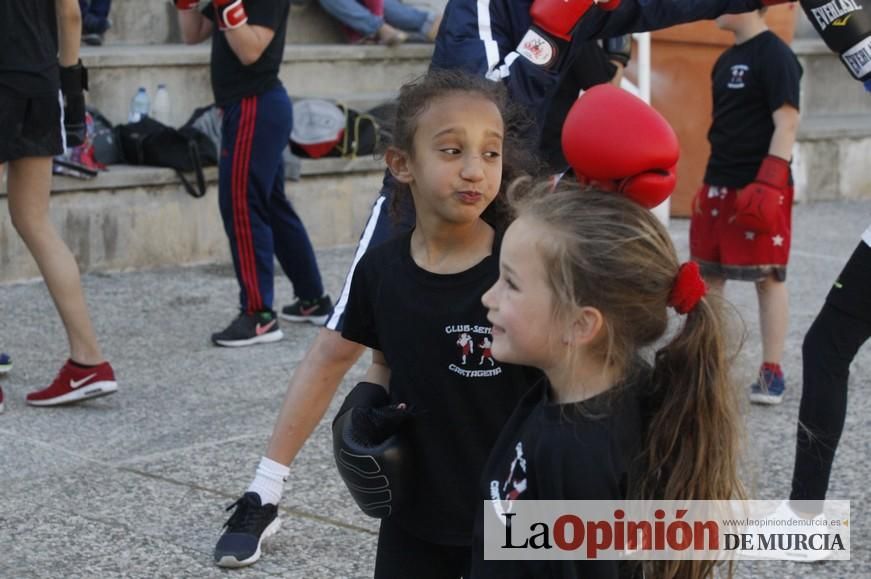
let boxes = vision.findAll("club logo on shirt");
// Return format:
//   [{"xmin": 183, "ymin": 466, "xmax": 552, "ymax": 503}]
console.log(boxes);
[
  {"xmin": 489, "ymin": 441, "xmax": 529, "ymax": 523},
  {"xmin": 445, "ymin": 324, "xmax": 502, "ymax": 378},
  {"xmin": 727, "ymin": 64, "xmax": 749, "ymax": 89},
  {"xmin": 810, "ymin": 0, "xmax": 862, "ymax": 32}
]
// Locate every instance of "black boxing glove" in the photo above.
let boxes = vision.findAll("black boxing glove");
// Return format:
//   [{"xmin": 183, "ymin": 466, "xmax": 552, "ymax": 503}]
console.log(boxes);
[
  {"xmin": 59, "ymin": 61, "xmax": 88, "ymax": 147},
  {"xmin": 332, "ymin": 382, "xmax": 413, "ymax": 519},
  {"xmin": 800, "ymin": 0, "xmax": 871, "ymax": 89}
]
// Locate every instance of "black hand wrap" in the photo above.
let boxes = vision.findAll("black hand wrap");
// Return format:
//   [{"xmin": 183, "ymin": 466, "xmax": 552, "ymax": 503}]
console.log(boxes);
[
  {"xmin": 332, "ymin": 382, "xmax": 413, "ymax": 519},
  {"xmin": 59, "ymin": 60, "xmax": 89, "ymax": 147},
  {"xmin": 605, "ymin": 34, "xmax": 632, "ymax": 67}
]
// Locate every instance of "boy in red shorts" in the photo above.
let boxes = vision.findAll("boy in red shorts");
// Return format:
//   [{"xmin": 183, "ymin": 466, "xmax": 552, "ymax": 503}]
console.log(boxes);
[{"xmin": 690, "ymin": 7, "xmax": 801, "ymax": 405}]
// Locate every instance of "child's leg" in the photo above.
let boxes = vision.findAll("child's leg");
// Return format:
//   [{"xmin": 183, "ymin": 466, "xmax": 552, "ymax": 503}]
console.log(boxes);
[
  {"xmin": 756, "ymin": 275, "xmax": 788, "ymax": 366},
  {"xmin": 375, "ymin": 518, "xmax": 470, "ymax": 579},
  {"xmin": 5, "ymin": 157, "xmax": 103, "ymax": 365},
  {"xmin": 791, "ymin": 304, "xmax": 869, "ymax": 509},
  {"xmin": 792, "ymin": 241, "xmax": 871, "ymax": 508},
  {"xmin": 268, "ymin": 167, "xmax": 325, "ymax": 303}
]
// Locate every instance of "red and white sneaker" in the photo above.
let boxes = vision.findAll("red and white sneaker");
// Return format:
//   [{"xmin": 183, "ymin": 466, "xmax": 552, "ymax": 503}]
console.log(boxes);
[{"xmin": 26, "ymin": 360, "xmax": 118, "ymax": 406}]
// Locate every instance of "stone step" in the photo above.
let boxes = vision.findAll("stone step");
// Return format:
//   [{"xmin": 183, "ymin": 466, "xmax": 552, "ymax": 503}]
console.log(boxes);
[
  {"xmin": 793, "ymin": 38, "xmax": 871, "ymax": 118},
  {"xmin": 103, "ymin": 0, "xmax": 442, "ymax": 45},
  {"xmin": 81, "ymin": 43, "xmax": 432, "ymax": 127},
  {"xmin": 0, "ymin": 159, "xmax": 387, "ymax": 283}
]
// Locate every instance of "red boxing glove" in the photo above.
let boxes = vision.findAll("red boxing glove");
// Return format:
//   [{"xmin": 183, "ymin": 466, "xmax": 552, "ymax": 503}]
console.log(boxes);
[
  {"xmin": 213, "ymin": 0, "xmax": 248, "ymax": 30},
  {"xmin": 173, "ymin": 0, "xmax": 201, "ymax": 10},
  {"xmin": 732, "ymin": 155, "xmax": 789, "ymax": 234},
  {"xmin": 517, "ymin": 0, "xmax": 595, "ymax": 69},
  {"xmin": 561, "ymin": 84, "xmax": 679, "ymax": 209}
]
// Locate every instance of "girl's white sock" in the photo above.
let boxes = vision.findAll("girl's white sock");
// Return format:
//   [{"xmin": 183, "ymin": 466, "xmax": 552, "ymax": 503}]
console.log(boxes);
[{"xmin": 247, "ymin": 456, "xmax": 290, "ymax": 506}]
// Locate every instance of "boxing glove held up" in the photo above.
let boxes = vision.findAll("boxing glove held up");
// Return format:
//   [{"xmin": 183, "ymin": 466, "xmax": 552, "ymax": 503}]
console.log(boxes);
[
  {"xmin": 561, "ymin": 84, "xmax": 679, "ymax": 209},
  {"xmin": 213, "ymin": 0, "xmax": 248, "ymax": 30},
  {"xmin": 801, "ymin": 0, "xmax": 871, "ymax": 87},
  {"xmin": 59, "ymin": 61, "xmax": 88, "ymax": 148},
  {"xmin": 517, "ymin": 0, "xmax": 606, "ymax": 69},
  {"xmin": 732, "ymin": 155, "xmax": 789, "ymax": 234}
]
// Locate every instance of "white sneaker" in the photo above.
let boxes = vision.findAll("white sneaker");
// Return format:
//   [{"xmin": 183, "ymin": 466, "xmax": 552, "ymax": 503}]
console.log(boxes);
[{"xmin": 741, "ymin": 500, "xmax": 838, "ymax": 562}]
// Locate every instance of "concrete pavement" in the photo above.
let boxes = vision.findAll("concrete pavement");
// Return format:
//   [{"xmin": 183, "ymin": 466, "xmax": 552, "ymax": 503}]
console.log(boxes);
[{"xmin": 1, "ymin": 199, "xmax": 869, "ymax": 578}]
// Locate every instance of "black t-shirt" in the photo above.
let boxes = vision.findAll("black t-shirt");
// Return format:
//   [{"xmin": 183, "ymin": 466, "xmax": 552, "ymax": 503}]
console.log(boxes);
[
  {"xmin": 0, "ymin": 0, "xmax": 59, "ymax": 96},
  {"xmin": 470, "ymin": 369, "xmax": 650, "ymax": 579},
  {"xmin": 704, "ymin": 30, "xmax": 802, "ymax": 188},
  {"xmin": 342, "ymin": 229, "xmax": 539, "ymax": 545},
  {"xmin": 539, "ymin": 41, "xmax": 616, "ymax": 171},
  {"xmin": 205, "ymin": 0, "xmax": 289, "ymax": 106}
]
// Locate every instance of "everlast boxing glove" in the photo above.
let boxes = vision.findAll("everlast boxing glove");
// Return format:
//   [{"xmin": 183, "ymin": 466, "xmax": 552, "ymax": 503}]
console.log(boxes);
[
  {"xmin": 59, "ymin": 61, "xmax": 88, "ymax": 148},
  {"xmin": 517, "ymin": 0, "xmax": 621, "ymax": 70},
  {"xmin": 801, "ymin": 0, "xmax": 871, "ymax": 89},
  {"xmin": 213, "ymin": 0, "xmax": 249, "ymax": 30},
  {"xmin": 332, "ymin": 382, "xmax": 413, "ymax": 519},
  {"xmin": 733, "ymin": 155, "xmax": 790, "ymax": 234},
  {"xmin": 561, "ymin": 84, "xmax": 679, "ymax": 209}
]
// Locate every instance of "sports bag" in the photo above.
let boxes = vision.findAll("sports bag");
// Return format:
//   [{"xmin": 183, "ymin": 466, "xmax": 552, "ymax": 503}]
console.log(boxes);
[
  {"xmin": 117, "ymin": 116, "xmax": 218, "ymax": 198},
  {"xmin": 290, "ymin": 99, "xmax": 379, "ymax": 159}
]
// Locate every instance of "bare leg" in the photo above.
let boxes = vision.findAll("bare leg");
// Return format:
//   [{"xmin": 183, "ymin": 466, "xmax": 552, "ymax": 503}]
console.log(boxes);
[
  {"xmin": 704, "ymin": 275, "xmax": 726, "ymax": 296},
  {"xmin": 5, "ymin": 157, "xmax": 103, "ymax": 365},
  {"xmin": 264, "ymin": 327, "xmax": 365, "ymax": 464},
  {"xmin": 757, "ymin": 275, "xmax": 788, "ymax": 365}
]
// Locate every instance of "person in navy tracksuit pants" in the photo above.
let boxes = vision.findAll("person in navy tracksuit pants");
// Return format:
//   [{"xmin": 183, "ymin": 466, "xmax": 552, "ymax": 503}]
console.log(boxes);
[{"xmin": 177, "ymin": 0, "xmax": 333, "ymax": 348}]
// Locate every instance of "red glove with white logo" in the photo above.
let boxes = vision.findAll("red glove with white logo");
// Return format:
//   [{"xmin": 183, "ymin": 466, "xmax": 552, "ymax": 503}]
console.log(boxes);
[
  {"xmin": 213, "ymin": 0, "xmax": 248, "ymax": 30},
  {"xmin": 517, "ymin": 0, "xmax": 620, "ymax": 69},
  {"xmin": 173, "ymin": 0, "xmax": 201, "ymax": 10},
  {"xmin": 732, "ymin": 155, "xmax": 790, "ymax": 234},
  {"xmin": 561, "ymin": 84, "xmax": 679, "ymax": 209}
]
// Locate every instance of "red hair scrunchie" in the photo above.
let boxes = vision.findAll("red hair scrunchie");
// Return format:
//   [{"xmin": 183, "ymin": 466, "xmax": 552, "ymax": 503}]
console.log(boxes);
[{"xmin": 668, "ymin": 261, "xmax": 707, "ymax": 315}]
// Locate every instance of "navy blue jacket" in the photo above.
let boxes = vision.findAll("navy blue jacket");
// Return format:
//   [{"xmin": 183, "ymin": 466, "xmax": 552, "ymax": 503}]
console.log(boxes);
[{"xmin": 432, "ymin": 0, "xmax": 764, "ymax": 132}]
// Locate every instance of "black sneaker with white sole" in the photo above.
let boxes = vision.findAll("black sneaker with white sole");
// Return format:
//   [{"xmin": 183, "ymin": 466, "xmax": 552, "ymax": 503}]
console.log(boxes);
[
  {"xmin": 280, "ymin": 295, "xmax": 334, "ymax": 325},
  {"xmin": 214, "ymin": 492, "xmax": 280, "ymax": 568},
  {"xmin": 211, "ymin": 311, "xmax": 283, "ymax": 347}
]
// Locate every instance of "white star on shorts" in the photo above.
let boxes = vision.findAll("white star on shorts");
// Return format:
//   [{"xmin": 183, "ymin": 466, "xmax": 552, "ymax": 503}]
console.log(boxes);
[
  {"xmin": 772, "ymin": 234, "xmax": 784, "ymax": 247},
  {"xmin": 711, "ymin": 209, "xmax": 719, "ymax": 217},
  {"xmin": 745, "ymin": 231, "xmax": 756, "ymax": 240}
]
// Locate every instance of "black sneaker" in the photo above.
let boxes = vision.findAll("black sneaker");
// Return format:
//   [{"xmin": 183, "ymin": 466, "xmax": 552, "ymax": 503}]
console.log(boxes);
[
  {"xmin": 280, "ymin": 295, "xmax": 334, "ymax": 325},
  {"xmin": 214, "ymin": 492, "xmax": 280, "ymax": 568},
  {"xmin": 211, "ymin": 311, "xmax": 283, "ymax": 347}
]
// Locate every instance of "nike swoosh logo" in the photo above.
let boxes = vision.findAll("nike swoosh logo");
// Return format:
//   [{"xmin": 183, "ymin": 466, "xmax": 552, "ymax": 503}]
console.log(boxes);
[
  {"xmin": 70, "ymin": 373, "xmax": 97, "ymax": 389},
  {"xmin": 299, "ymin": 304, "xmax": 321, "ymax": 316},
  {"xmin": 256, "ymin": 321, "xmax": 276, "ymax": 335}
]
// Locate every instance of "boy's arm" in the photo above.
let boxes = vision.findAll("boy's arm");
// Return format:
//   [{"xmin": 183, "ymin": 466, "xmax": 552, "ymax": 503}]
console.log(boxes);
[
  {"xmin": 174, "ymin": 1, "xmax": 214, "ymax": 44},
  {"xmin": 769, "ymin": 105, "xmax": 800, "ymax": 161},
  {"xmin": 212, "ymin": 0, "xmax": 277, "ymax": 66},
  {"xmin": 55, "ymin": 0, "xmax": 81, "ymax": 66}
]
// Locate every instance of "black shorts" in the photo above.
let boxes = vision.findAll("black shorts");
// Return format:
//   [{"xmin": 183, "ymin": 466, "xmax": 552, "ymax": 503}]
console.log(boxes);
[{"xmin": 0, "ymin": 87, "xmax": 64, "ymax": 163}]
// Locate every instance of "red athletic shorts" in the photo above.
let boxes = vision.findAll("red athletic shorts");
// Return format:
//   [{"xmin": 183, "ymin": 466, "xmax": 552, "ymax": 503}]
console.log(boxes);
[{"xmin": 689, "ymin": 183, "xmax": 792, "ymax": 282}]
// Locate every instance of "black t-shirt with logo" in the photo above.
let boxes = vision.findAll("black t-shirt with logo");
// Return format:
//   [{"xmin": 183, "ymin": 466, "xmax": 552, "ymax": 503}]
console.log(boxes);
[
  {"xmin": 205, "ymin": 0, "xmax": 289, "ymax": 106},
  {"xmin": 0, "ymin": 0, "xmax": 59, "ymax": 96},
  {"xmin": 704, "ymin": 30, "xmax": 802, "ymax": 188},
  {"xmin": 342, "ymin": 229, "xmax": 539, "ymax": 546},
  {"xmin": 470, "ymin": 370, "xmax": 648, "ymax": 579}
]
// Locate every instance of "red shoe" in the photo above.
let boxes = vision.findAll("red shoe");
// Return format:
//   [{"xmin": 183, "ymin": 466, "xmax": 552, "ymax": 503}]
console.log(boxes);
[
  {"xmin": 26, "ymin": 360, "xmax": 118, "ymax": 406},
  {"xmin": 0, "ymin": 385, "xmax": 4, "ymax": 413}
]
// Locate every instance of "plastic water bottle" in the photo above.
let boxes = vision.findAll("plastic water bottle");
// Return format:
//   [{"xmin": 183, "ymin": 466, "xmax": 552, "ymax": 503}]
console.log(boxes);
[
  {"xmin": 153, "ymin": 84, "xmax": 171, "ymax": 125},
  {"xmin": 128, "ymin": 87, "xmax": 150, "ymax": 123}
]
